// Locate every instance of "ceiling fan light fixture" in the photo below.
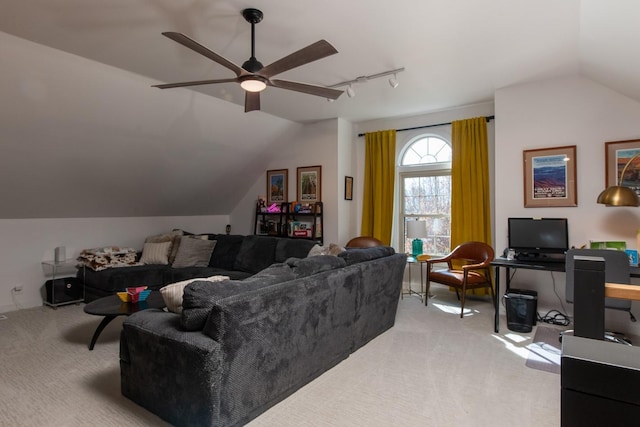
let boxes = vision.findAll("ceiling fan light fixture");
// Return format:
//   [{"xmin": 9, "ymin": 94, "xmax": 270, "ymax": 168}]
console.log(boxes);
[
  {"xmin": 346, "ymin": 85, "xmax": 355, "ymax": 98},
  {"xmin": 239, "ymin": 76, "xmax": 267, "ymax": 92}
]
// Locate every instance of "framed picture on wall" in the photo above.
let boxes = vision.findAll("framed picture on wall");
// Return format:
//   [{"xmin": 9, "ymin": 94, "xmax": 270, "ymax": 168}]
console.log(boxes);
[
  {"xmin": 605, "ymin": 139, "xmax": 640, "ymax": 198},
  {"xmin": 266, "ymin": 169, "xmax": 288, "ymax": 205},
  {"xmin": 297, "ymin": 165, "xmax": 322, "ymax": 203},
  {"xmin": 345, "ymin": 176, "xmax": 353, "ymax": 200},
  {"xmin": 523, "ymin": 145, "xmax": 577, "ymax": 207}
]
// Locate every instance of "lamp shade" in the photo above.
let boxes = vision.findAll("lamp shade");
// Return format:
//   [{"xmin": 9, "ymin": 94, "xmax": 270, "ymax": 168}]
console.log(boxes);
[
  {"xmin": 597, "ymin": 186, "xmax": 640, "ymax": 207},
  {"xmin": 407, "ymin": 220, "xmax": 428, "ymax": 238}
]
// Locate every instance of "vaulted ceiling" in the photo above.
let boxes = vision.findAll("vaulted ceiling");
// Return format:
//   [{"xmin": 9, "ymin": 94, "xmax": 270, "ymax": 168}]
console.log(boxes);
[
  {"xmin": 2, "ymin": 1, "xmax": 640, "ymax": 218},
  {"xmin": 4, "ymin": 1, "xmax": 640, "ymax": 123}
]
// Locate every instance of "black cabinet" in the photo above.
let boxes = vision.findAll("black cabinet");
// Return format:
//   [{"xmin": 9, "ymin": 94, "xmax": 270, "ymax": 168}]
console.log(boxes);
[{"xmin": 254, "ymin": 201, "xmax": 323, "ymax": 245}]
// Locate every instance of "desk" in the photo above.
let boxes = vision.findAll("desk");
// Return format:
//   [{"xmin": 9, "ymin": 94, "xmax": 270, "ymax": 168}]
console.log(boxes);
[{"xmin": 491, "ymin": 257, "xmax": 640, "ymax": 333}]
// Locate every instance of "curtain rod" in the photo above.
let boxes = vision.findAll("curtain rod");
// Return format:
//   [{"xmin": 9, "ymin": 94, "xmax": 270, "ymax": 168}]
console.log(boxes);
[{"xmin": 357, "ymin": 115, "xmax": 494, "ymax": 137}]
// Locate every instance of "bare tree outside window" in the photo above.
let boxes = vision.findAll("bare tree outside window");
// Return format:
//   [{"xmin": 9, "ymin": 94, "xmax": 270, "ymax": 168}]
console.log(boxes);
[{"xmin": 400, "ymin": 136, "xmax": 452, "ymax": 256}]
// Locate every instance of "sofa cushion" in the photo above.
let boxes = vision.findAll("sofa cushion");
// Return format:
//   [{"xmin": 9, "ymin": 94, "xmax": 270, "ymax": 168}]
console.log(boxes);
[
  {"xmin": 208, "ymin": 234, "xmax": 245, "ymax": 269},
  {"xmin": 171, "ymin": 238, "xmax": 217, "ymax": 268},
  {"xmin": 181, "ymin": 263, "xmax": 295, "ymax": 331},
  {"xmin": 160, "ymin": 275, "xmax": 230, "ymax": 314},
  {"xmin": 145, "ymin": 230, "xmax": 183, "ymax": 264},
  {"xmin": 274, "ymin": 238, "xmax": 316, "ymax": 263},
  {"xmin": 162, "ymin": 267, "xmax": 252, "ymax": 284},
  {"xmin": 233, "ymin": 235, "xmax": 279, "ymax": 274},
  {"xmin": 80, "ymin": 264, "xmax": 168, "ymax": 294},
  {"xmin": 139, "ymin": 241, "xmax": 172, "ymax": 265},
  {"xmin": 338, "ymin": 246, "xmax": 395, "ymax": 266},
  {"xmin": 286, "ymin": 255, "xmax": 347, "ymax": 278}
]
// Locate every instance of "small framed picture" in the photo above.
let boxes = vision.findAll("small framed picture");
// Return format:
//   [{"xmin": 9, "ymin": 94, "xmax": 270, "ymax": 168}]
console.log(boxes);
[
  {"xmin": 605, "ymin": 139, "xmax": 640, "ymax": 198},
  {"xmin": 523, "ymin": 145, "xmax": 577, "ymax": 207},
  {"xmin": 266, "ymin": 169, "xmax": 288, "ymax": 205},
  {"xmin": 345, "ymin": 176, "xmax": 353, "ymax": 200},
  {"xmin": 297, "ymin": 165, "xmax": 322, "ymax": 203}
]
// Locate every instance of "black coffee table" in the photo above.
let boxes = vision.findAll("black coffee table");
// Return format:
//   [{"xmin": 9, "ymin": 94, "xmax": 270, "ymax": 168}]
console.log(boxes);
[{"xmin": 83, "ymin": 292, "xmax": 165, "ymax": 350}]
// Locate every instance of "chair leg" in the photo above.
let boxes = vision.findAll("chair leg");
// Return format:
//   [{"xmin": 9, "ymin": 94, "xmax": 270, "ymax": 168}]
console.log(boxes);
[
  {"xmin": 424, "ymin": 280, "xmax": 431, "ymax": 306},
  {"xmin": 455, "ymin": 288, "xmax": 460, "ymax": 301}
]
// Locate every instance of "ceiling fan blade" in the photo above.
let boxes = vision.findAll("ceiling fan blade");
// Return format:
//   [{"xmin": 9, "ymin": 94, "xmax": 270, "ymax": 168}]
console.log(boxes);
[
  {"xmin": 153, "ymin": 78, "xmax": 237, "ymax": 89},
  {"xmin": 162, "ymin": 32, "xmax": 247, "ymax": 77},
  {"xmin": 245, "ymin": 91, "xmax": 261, "ymax": 112},
  {"xmin": 270, "ymin": 79, "xmax": 343, "ymax": 100},
  {"xmin": 259, "ymin": 40, "xmax": 338, "ymax": 78}
]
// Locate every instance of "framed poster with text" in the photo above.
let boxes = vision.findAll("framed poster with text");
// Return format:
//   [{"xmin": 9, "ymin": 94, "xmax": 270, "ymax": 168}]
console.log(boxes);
[{"xmin": 523, "ymin": 145, "xmax": 577, "ymax": 207}]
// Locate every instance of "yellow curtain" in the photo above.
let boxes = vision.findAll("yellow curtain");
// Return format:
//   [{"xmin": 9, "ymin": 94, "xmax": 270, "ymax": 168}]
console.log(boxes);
[
  {"xmin": 450, "ymin": 117, "xmax": 492, "ymax": 294},
  {"xmin": 361, "ymin": 130, "xmax": 396, "ymax": 245}
]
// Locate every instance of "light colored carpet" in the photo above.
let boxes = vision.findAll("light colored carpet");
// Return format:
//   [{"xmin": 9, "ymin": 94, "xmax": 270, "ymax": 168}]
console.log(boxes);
[{"xmin": 0, "ymin": 288, "xmax": 560, "ymax": 427}]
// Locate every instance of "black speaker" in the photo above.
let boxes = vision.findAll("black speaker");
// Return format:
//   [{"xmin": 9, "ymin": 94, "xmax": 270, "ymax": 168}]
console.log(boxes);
[
  {"xmin": 45, "ymin": 277, "xmax": 82, "ymax": 304},
  {"xmin": 573, "ymin": 258, "xmax": 605, "ymax": 340}
]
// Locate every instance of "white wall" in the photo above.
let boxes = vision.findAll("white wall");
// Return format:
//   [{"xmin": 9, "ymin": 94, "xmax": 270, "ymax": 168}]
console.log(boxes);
[
  {"xmin": 230, "ymin": 119, "xmax": 349, "ymax": 246},
  {"xmin": 495, "ymin": 75, "xmax": 640, "ymax": 334},
  {"xmin": 336, "ymin": 118, "xmax": 356, "ymax": 245},
  {"xmin": 0, "ymin": 215, "xmax": 228, "ymax": 312}
]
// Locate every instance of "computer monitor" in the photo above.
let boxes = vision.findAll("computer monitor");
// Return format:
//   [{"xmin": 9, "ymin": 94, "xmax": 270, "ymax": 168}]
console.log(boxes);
[{"xmin": 508, "ymin": 217, "xmax": 569, "ymax": 257}]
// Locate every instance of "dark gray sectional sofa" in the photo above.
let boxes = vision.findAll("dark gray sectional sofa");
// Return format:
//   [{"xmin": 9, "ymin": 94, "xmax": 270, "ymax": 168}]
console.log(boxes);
[
  {"xmin": 79, "ymin": 234, "xmax": 317, "ymax": 302},
  {"xmin": 120, "ymin": 245, "xmax": 406, "ymax": 427}
]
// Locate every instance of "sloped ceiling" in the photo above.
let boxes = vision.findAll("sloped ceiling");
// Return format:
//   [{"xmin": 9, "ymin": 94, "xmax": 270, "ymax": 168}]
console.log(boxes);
[{"xmin": 1, "ymin": 0, "xmax": 640, "ymax": 218}]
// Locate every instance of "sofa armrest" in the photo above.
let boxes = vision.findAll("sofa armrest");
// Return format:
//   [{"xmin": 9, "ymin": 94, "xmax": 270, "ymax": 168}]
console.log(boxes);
[{"xmin": 120, "ymin": 309, "xmax": 224, "ymax": 427}]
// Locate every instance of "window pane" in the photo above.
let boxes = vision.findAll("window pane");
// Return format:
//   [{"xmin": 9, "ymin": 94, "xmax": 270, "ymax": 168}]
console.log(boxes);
[
  {"xmin": 401, "ymin": 136, "xmax": 452, "ymax": 165},
  {"xmin": 402, "ymin": 175, "xmax": 451, "ymax": 256}
]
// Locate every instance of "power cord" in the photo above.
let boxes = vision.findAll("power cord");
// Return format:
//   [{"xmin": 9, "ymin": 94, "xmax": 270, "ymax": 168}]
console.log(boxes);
[{"xmin": 537, "ymin": 309, "xmax": 570, "ymax": 326}]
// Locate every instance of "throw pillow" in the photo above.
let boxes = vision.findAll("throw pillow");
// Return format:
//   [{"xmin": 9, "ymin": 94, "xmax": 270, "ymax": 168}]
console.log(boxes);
[
  {"xmin": 139, "ymin": 241, "xmax": 172, "ymax": 265},
  {"xmin": 308, "ymin": 243, "xmax": 346, "ymax": 257},
  {"xmin": 171, "ymin": 237, "xmax": 217, "ymax": 268},
  {"xmin": 308, "ymin": 244, "xmax": 330, "ymax": 256},
  {"xmin": 145, "ymin": 230, "xmax": 183, "ymax": 264},
  {"xmin": 160, "ymin": 275, "xmax": 230, "ymax": 314},
  {"xmin": 329, "ymin": 243, "xmax": 346, "ymax": 256}
]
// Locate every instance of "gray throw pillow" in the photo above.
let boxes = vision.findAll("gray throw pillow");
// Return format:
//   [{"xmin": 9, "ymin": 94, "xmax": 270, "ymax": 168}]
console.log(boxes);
[{"xmin": 171, "ymin": 238, "xmax": 217, "ymax": 268}]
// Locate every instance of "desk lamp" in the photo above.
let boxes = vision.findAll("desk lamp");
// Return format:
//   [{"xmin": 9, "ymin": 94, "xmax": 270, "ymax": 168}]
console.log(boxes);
[
  {"xmin": 597, "ymin": 152, "xmax": 640, "ymax": 206},
  {"xmin": 407, "ymin": 220, "xmax": 428, "ymax": 257}
]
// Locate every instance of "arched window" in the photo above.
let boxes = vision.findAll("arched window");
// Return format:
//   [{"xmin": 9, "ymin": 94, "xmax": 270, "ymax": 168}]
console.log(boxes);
[
  {"xmin": 399, "ymin": 135, "xmax": 452, "ymax": 256},
  {"xmin": 401, "ymin": 136, "xmax": 452, "ymax": 165}
]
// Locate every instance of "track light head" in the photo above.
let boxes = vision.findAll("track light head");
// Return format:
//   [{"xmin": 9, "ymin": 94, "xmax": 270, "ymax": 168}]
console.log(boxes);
[
  {"xmin": 346, "ymin": 85, "xmax": 355, "ymax": 98},
  {"xmin": 389, "ymin": 74, "xmax": 399, "ymax": 88}
]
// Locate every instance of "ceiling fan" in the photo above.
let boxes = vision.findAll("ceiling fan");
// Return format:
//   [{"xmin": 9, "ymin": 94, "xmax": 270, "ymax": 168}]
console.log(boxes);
[{"xmin": 153, "ymin": 8, "xmax": 343, "ymax": 112}]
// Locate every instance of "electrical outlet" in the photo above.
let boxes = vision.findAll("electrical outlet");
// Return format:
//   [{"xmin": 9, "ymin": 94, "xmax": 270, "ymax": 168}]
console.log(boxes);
[{"xmin": 12, "ymin": 286, "xmax": 23, "ymax": 293}]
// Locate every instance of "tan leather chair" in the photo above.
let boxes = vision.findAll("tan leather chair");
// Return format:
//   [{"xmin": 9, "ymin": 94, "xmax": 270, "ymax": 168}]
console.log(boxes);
[
  {"xmin": 424, "ymin": 241, "xmax": 495, "ymax": 317},
  {"xmin": 345, "ymin": 236, "xmax": 384, "ymax": 248}
]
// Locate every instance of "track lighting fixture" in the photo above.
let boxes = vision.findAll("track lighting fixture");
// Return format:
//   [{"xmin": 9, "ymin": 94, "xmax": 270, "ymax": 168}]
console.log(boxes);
[
  {"xmin": 327, "ymin": 67, "xmax": 404, "ymax": 98},
  {"xmin": 388, "ymin": 74, "xmax": 399, "ymax": 88}
]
